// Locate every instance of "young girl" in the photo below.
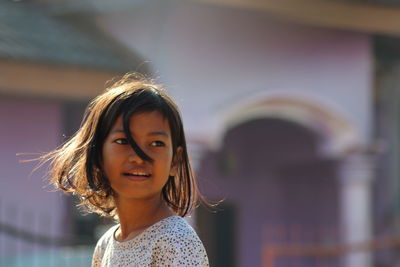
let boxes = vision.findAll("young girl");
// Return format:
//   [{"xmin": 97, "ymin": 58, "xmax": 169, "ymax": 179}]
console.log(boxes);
[{"xmin": 45, "ymin": 73, "xmax": 209, "ymax": 266}]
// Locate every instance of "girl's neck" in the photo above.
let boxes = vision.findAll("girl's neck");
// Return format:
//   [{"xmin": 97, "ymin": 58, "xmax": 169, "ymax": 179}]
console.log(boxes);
[{"xmin": 114, "ymin": 194, "xmax": 175, "ymax": 242}]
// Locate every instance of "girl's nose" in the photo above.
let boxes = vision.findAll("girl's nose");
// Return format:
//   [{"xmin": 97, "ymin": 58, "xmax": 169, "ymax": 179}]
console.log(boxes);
[{"xmin": 128, "ymin": 149, "xmax": 145, "ymax": 163}]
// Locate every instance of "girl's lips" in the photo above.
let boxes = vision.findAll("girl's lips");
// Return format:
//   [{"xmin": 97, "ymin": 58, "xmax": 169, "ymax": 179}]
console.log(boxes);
[{"xmin": 123, "ymin": 173, "xmax": 151, "ymax": 181}]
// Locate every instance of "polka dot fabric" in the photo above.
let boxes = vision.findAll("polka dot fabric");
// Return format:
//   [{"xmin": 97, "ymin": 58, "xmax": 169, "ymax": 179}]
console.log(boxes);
[{"xmin": 92, "ymin": 216, "xmax": 209, "ymax": 267}]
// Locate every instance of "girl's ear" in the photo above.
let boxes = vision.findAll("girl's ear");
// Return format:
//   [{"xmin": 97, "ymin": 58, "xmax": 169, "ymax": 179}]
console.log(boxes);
[{"xmin": 169, "ymin": 146, "xmax": 183, "ymax": 176}]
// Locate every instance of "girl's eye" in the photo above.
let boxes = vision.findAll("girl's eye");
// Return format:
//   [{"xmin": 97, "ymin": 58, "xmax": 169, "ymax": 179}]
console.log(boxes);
[
  {"xmin": 151, "ymin": 141, "xmax": 165, "ymax": 147},
  {"xmin": 115, "ymin": 138, "xmax": 128, "ymax": 145}
]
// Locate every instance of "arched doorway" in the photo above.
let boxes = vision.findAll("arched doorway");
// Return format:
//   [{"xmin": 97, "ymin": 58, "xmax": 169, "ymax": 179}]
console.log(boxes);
[
  {"xmin": 195, "ymin": 94, "xmax": 362, "ymax": 267},
  {"xmin": 197, "ymin": 117, "xmax": 340, "ymax": 267}
]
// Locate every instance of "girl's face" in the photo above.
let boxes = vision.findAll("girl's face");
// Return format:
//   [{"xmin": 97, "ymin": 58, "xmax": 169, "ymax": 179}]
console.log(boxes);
[{"xmin": 102, "ymin": 111, "xmax": 178, "ymax": 200}]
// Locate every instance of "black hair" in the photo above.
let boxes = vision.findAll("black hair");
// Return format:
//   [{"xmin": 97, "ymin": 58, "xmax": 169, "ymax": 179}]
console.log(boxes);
[{"xmin": 44, "ymin": 73, "xmax": 199, "ymax": 218}]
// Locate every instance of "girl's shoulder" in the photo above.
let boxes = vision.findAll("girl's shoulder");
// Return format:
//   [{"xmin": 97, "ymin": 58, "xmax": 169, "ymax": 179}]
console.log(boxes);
[
  {"xmin": 92, "ymin": 224, "xmax": 119, "ymax": 266},
  {"xmin": 153, "ymin": 216, "xmax": 207, "ymax": 254},
  {"xmin": 95, "ymin": 224, "xmax": 119, "ymax": 249},
  {"xmin": 155, "ymin": 215, "xmax": 199, "ymax": 240},
  {"xmin": 149, "ymin": 216, "xmax": 209, "ymax": 266}
]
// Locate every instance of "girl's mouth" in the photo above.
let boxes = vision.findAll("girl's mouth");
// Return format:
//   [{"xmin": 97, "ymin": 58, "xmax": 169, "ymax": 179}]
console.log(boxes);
[{"xmin": 123, "ymin": 172, "xmax": 151, "ymax": 180}]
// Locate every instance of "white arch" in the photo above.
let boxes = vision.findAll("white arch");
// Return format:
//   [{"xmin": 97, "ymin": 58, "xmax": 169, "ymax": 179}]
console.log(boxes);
[{"xmin": 208, "ymin": 91, "xmax": 361, "ymax": 157}]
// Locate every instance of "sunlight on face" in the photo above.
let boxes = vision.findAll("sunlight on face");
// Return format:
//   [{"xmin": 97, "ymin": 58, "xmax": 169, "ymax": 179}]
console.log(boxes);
[{"xmin": 102, "ymin": 111, "xmax": 177, "ymax": 200}]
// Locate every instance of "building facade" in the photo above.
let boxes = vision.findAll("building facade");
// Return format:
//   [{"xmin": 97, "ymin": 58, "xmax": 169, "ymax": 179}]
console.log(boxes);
[{"xmin": 2, "ymin": 0, "xmax": 400, "ymax": 266}]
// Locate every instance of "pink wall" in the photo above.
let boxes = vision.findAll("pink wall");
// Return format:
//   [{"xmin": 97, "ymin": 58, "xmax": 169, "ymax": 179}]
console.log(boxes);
[
  {"xmin": 97, "ymin": 3, "xmax": 372, "ymax": 142},
  {"xmin": 0, "ymin": 97, "xmax": 65, "ymax": 239}
]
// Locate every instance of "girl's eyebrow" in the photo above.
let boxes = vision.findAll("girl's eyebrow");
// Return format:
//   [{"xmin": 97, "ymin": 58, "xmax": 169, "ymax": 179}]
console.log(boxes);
[
  {"xmin": 110, "ymin": 128, "xmax": 169, "ymax": 137},
  {"xmin": 110, "ymin": 128, "xmax": 124, "ymax": 134},
  {"xmin": 147, "ymin": 131, "xmax": 169, "ymax": 137}
]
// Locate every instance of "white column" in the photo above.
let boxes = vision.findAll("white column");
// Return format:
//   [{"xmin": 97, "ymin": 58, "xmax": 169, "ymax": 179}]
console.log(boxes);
[{"xmin": 339, "ymin": 153, "xmax": 374, "ymax": 267}]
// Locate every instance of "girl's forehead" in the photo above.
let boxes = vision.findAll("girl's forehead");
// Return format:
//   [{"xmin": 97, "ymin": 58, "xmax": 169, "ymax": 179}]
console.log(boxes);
[{"xmin": 110, "ymin": 111, "xmax": 170, "ymax": 133}]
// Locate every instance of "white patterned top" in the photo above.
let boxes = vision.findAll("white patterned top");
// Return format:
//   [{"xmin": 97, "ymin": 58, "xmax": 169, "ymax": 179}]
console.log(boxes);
[{"xmin": 91, "ymin": 215, "xmax": 209, "ymax": 267}]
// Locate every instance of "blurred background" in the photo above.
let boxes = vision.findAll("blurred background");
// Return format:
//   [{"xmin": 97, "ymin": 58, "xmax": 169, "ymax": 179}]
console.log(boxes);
[{"xmin": 2, "ymin": 0, "xmax": 400, "ymax": 266}]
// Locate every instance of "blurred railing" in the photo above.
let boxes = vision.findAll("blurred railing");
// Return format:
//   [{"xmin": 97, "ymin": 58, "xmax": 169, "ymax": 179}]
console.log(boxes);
[
  {"xmin": 263, "ymin": 237, "xmax": 400, "ymax": 267},
  {"xmin": 0, "ymin": 200, "xmax": 94, "ymax": 267},
  {"xmin": 262, "ymin": 224, "xmax": 400, "ymax": 267}
]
